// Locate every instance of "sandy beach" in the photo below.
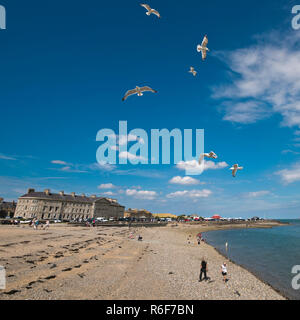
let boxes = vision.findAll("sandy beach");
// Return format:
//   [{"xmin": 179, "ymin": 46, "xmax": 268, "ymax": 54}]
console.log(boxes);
[{"xmin": 0, "ymin": 222, "xmax": 285, "ymax": 300}]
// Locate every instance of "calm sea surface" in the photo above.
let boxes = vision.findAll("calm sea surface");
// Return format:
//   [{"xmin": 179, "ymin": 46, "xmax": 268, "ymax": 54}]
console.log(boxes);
[{"xmin": 203, "ymin": 220, "xmax": 300, "ymax": 300}]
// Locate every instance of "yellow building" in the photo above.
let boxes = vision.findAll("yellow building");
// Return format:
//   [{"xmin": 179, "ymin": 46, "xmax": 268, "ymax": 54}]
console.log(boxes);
[
  {"xmin": 152, "ymin": 213, "xmax": 178, "ymax": 219},
  {"xmin": 124, "ymin": 208, "xmax": 153, "ymax": 220}
]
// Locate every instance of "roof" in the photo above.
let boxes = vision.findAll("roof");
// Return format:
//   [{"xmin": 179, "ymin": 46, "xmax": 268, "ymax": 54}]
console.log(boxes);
[
  {"xmin": 19, "ymin": 190, "xmax": 124, "ymax": 206},
  {"xmin": 0, "ymin": 201, "xmax": 16, "ymax": 209},
  {"xmin": 152, "ymin": 213, "xmax": 178, "ymax": 218},
  {"xmin": 126, "ymin": 209, "xmax": 151, "ymax": 214}
]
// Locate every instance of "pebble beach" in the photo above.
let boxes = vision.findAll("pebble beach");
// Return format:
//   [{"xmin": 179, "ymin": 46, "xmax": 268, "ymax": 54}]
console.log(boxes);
[{"xmin": 0, "ymin": 222, "xmax": 285, "ymax": 300}]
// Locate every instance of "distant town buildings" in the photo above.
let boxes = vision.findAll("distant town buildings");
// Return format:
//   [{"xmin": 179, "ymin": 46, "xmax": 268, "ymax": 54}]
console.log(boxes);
[
  {"xmin": 0, "ymin": 198, "xmax": 16, "ymax": 218},
  {"xmin": 152, "ymin": 213, "xmax": 178, "ymax": 219},
  {"xmin": 14, "ymin": 189, "xmax": 125, "ymax": 221},
  {"xmin": 124, "ymin": 208, "xmax": 153, "ymax": 221}
]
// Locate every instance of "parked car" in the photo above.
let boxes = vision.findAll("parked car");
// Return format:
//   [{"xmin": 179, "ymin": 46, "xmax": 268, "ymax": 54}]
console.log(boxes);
[
  {"xmin": 95, "ymin": 217, "xmax": 108, "ymax": 222},
  {"xmin": 20, "ymin": 220, "xmax": 32, "ymax": 224}
]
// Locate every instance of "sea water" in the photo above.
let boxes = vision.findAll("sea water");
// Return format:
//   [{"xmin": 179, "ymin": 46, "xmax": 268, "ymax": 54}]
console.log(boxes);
[{"xmin": 203, "ymin": 220, "xmax": 300, "ymax": 300}]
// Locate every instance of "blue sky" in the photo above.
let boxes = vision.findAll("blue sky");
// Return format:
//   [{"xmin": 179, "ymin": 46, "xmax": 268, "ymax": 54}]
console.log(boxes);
[{"xmin": 1, "ymin": 0, "xmax": 300, "ymax": 218}]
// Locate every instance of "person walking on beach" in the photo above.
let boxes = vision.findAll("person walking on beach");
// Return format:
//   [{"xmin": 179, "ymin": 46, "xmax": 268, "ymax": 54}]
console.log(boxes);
[
  {"xmin": 44, "ymin": 220, "xmax": 50, "ymax": 230},
  {"xmin": 221, "ymin": 262, "xmax": 228, "ymax": 283},
  {"xmin": 196, "ymin": 233, "xmax": 202, "ymax": 245},
  {"xmin": 199, "ymin": 258, "xmax": 208, "ymax": 282}
]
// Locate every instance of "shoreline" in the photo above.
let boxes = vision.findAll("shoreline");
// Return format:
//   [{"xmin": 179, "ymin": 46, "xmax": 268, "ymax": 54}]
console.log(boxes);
[
  {"xmin": 203, "ymin": 235, "xmax": 290, "ymax": 300},
  {"xmin": 173, "ymin": 220, "xmax": 289, "ymax": 300},
  {"xmin": 0, "ymin": 223, "xmax": 287, "ymax": 300}
]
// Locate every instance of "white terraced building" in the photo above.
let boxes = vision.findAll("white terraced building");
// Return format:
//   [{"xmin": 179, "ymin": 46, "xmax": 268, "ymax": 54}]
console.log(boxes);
[{"xmin": 14, "ymin": 189, "xmax": 125, "ymax": 221}]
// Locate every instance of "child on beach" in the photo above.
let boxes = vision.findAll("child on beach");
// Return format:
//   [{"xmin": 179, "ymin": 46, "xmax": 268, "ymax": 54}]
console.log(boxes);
[{"xmin": 221, "ymin": 262, "xmax": 228, "ymax": 282}]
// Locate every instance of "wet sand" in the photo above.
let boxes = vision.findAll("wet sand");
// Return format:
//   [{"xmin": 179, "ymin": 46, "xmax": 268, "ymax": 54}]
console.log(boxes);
[{"xmin": 0, "ymin": 222, "xmax": 285, "ymax": 300}]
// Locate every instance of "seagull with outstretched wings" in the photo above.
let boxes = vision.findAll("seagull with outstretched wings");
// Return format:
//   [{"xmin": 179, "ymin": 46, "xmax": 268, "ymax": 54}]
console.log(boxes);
[
  {"xmin": 198, "ymin": 151, "xmax": 218, "ymax": 164},
  {"xmin": 197, "ymin": 35, "xmax": 210, "ymax": 60},
  {"xmin": 122, "ymin": 86, "xmax": 157, "ymax": 101},
  {"xmin": 230, "ymin": 164, "xmax": 243, "ymax": 177},
  {"xmin": 140, "ymin": 4, "xmax": 161, "ymax": 18},
  {"xmin": 189, "ymin": 67, "xmax": 197, "ymax": 77}
]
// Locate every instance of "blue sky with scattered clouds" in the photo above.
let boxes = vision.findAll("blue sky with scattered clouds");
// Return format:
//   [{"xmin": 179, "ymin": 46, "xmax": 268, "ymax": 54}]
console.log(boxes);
[{"xmin": 1, "ymin": 0, "xmax": 300, "ymax": 218}]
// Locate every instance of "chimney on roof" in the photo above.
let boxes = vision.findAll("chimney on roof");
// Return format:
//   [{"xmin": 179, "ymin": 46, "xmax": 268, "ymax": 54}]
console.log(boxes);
[
  {"xmin": 59, "ymin": 191, "xmax": 64, "ymax": 196},
  {"xmin": 44, "ymin": 189, "xmax": 50, "ymax": 195},
  {"xmin": 71, "ymin": 192, "xmax": 76, "ymax": 197},
  {"xmin": 28, "ymin": 188, "xmax": 35, "ymax": 194}
]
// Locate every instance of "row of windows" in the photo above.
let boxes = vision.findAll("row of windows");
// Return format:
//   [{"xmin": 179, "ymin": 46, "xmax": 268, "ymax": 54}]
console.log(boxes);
[
  {"xmin": 41, "ymin": 206, "xmax": 90, "ymax": 214},
  {"xmin": 21, "ymin": 213, "xmax": 91, "ymax": 220},
  {"xmin": 19, "ymin": 199, "xmax": 92, "ymax": 208}
]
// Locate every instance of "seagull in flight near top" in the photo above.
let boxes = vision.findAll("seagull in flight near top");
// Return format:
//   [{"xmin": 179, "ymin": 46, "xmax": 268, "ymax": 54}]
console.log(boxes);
[
  {"xmin": 197, "ymin": 35, "xmax": 210, "ymax": 60},
  {"xmin": 140, "ymin": 4, "xmax": 161, "ymax": 18},
  {"xmin": 198, "ymin": 151, "xmax": 218, "ymax": 164},
  {"xmin": 122, "ymin": 86, "xmax": 157, "ymax": 101},
  {"xmin": 189, "ymin": 67, "xmax": 197, "ymax": 77},
  {"xmin": 230, "ymin": 164, "xmax": 243, "ymax": 177}
]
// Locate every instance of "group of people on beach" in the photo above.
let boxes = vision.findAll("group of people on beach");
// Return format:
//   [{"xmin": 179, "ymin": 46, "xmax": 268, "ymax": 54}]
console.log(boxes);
[
  {"xmin": 199, "ymin": 258, "xmax": 228, "ymax": 283},
  {"xmin": 196, "ymin": 233, "xmax": 204, "ymax": 245},
  {"xmin": 195, "ymin": 233, "xmax": 228, "ymax": 283},
  {"xmin": 30, "ymin": 219, "xmax": 50, "ymax": 230},
  {"xmin": 86, "ymin": 219, "xmax": 96, "ymax": 227}
]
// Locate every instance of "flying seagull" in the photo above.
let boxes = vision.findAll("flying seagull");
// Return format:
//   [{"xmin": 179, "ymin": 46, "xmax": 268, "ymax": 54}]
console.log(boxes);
[
  {"xmin": 197, "ymin": 35, "xmax": 210, "ymax": 60},
  {"xmin": 122, "ymin": 86, "xmax": 157, "ymax": 101},
  {"xmin": 198, "ymin": 151, "xmax": 218, "ymax": 164},
  {"xmin": 230, "ymin": 164, "xmax": 243, "ymax": 177},
  {"xmin": 189, "ymin": 67, "xmax": 197, "ymax": 77},
  {"xmin": 140, "ymin": 4, "xmax": 161, "ymax": 18}
]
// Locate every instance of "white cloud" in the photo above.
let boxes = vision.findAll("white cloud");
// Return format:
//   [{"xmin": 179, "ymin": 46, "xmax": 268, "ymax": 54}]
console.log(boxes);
[
  {"xmin": 176, "ymin": 160, "xmax": 228, "ymax": 173},
  {"xmin": 169, "ymin": 176, "xmax": 201, "ymax": 185},
  {"xmin": 166, "ymin": 189, "xmax": 212, "ymax": 199},
  {"xmin": 0, "ymin": 154, "xmax": 17, "ymax": 160},
  {"xmin": 61, "ymin": 166, "xmax": 71, "ymax": 171},
  {"xmin": 282, "ymin": 149, "xmax": 300, "ymax": 155},
  {"xmin": 276, "ymin": 162, "xmax": 300, "ymax": 184},
  {"xmin": 246, "ymin": 190, "xmax": 270, "ymax": 198},
  {"xmin": 60, "ymin": 166, "xmax": 87, "ymax": 173},
  {"xmin": 125, "ymin": 189, "xmax": 157, "ymax": 200},
  {"xmin": 89, "ymin": 162, "xmax": 116, "ymax": 172},
  {"xmin": 102, "ymin": 191, "xmax": 115, "ymax": 196},
  {"xmin": 213, "ymin": 32, "xmax": 300, "ymax": 128},
  {"xmin": 51, "ymin": 160, "xmax": 68, "ymax": 165},
  {"xmin": 98, "ymin": 183, "xmax": 116, "ymax": 189},
  {"xmin": 222, "ymin": 101, "xmax": 270, "ymax": 124},
  {"xmin": 114, "ymin": 134, "xmax": 145, "ymax": 146},
  {"xmin": 203, "ymin": 161, "xmax": 229, "ymax": 170},
  {"xmin": 119, "ymin": 151, "xmax": 146, "ymax": 161}
]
